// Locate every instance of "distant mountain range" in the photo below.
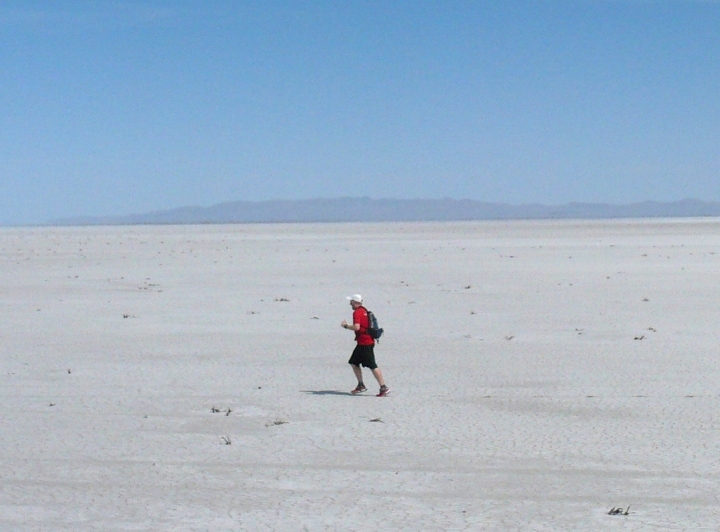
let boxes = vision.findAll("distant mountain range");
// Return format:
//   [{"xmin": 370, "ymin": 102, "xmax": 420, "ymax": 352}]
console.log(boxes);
[{"xmin": 51, "ymin": 197, "xmax": 720, "ymax": 225}]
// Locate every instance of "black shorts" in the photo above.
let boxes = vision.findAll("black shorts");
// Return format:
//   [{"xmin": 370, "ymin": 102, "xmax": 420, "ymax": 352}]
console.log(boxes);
[{"xmin": 348, "ymin": 344, "xmax": 377, "ymax": 369}]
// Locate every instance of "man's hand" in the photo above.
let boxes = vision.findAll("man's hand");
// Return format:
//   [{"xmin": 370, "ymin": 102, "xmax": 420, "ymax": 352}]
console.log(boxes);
[{"xmin": 341, "ymin": 320, "xmax": 349, "ymax": 329}]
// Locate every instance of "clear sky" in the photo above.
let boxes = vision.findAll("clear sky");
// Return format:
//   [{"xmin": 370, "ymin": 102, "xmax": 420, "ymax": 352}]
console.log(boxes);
[{"xmin": 1, "ymin": 1, "xmax": 719, "ymax": 225}]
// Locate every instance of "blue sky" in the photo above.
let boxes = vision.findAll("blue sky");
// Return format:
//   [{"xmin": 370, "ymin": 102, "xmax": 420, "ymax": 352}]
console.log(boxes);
[{"xmin": 1, "ymin": 1, "xmax": 719, "ymax": 225}]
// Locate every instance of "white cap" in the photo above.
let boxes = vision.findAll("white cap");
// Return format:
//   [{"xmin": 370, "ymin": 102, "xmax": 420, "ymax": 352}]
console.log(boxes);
[{"xmin": 346, "ymin": 294, "xmax": 363, "ymax": 303}]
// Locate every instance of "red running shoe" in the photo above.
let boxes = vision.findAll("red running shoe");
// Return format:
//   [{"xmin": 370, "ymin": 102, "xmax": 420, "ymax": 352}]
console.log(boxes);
[
  {"xmin": 376, "ymin": 385, "xmax": 390, "ymax": 397},
  {"xmin": 351, "ymin": 384, "xmax": 367, "ymax": 395}
]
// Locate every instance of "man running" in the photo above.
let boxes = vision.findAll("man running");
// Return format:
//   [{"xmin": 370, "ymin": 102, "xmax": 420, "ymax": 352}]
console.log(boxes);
[{"xmin": 341, "ymin": 294, "xmax": 390, "ymax": 397}]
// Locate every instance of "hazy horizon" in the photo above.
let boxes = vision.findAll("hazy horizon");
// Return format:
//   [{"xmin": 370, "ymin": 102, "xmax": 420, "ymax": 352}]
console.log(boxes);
[{"xmin": 37, "ymin": 196, "xmax": 720, "ymax": 227}]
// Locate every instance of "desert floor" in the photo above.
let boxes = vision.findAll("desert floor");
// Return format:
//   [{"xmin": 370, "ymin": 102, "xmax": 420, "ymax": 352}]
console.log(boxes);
[{"xmin": 2, "ymin": 219, "xmax": 720, "ymax": 531}]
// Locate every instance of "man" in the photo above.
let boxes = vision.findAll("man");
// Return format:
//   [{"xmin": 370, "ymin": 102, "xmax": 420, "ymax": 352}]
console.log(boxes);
[{"xmin": 341, "ymin": 294, "xmax": 390, "ymax": 397}]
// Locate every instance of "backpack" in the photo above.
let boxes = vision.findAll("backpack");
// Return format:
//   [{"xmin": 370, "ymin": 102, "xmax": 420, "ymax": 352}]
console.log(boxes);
[{"xmin": 365, "ymin": 309, "xmax": 384, "ymax": 341}]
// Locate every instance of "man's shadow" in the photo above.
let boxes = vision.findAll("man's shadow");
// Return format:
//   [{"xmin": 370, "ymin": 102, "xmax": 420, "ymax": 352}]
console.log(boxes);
[{"xmin": 302, "ymin": 390, "xmax": 353, "ymax": 396}]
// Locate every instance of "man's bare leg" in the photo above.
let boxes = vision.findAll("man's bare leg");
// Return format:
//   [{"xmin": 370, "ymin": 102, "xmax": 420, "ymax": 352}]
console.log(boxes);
[
  {"xmin": 352, "ymin": 364, "xmax": 363, "ymax": 384},
  {"xmin": 371, "ymin": 368, "xmax": 386, "ymax": 387}
]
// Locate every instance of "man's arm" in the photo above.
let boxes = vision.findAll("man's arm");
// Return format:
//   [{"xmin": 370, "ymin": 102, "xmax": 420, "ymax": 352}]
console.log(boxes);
[{"xmin": 340, "ymin": 320, "xmax": 360, "ymax": 331}]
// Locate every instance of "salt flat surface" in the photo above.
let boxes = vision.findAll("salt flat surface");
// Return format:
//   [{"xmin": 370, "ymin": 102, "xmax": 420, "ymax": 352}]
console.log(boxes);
[{"xmin": 2, "ymin": 219, "xmax": 720, "ymax": 531}]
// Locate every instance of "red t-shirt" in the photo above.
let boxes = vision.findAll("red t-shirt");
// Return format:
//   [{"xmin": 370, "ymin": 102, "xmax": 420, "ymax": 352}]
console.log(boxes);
[{"xmin": 353, "ymin": 306, "xmax": 375, "ymax": 346}]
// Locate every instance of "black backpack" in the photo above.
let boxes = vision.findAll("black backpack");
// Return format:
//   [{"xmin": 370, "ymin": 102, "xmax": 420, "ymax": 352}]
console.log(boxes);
[{"xmin": 365, "ymin": 309, "xmax": 384, "ymax": 341}]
